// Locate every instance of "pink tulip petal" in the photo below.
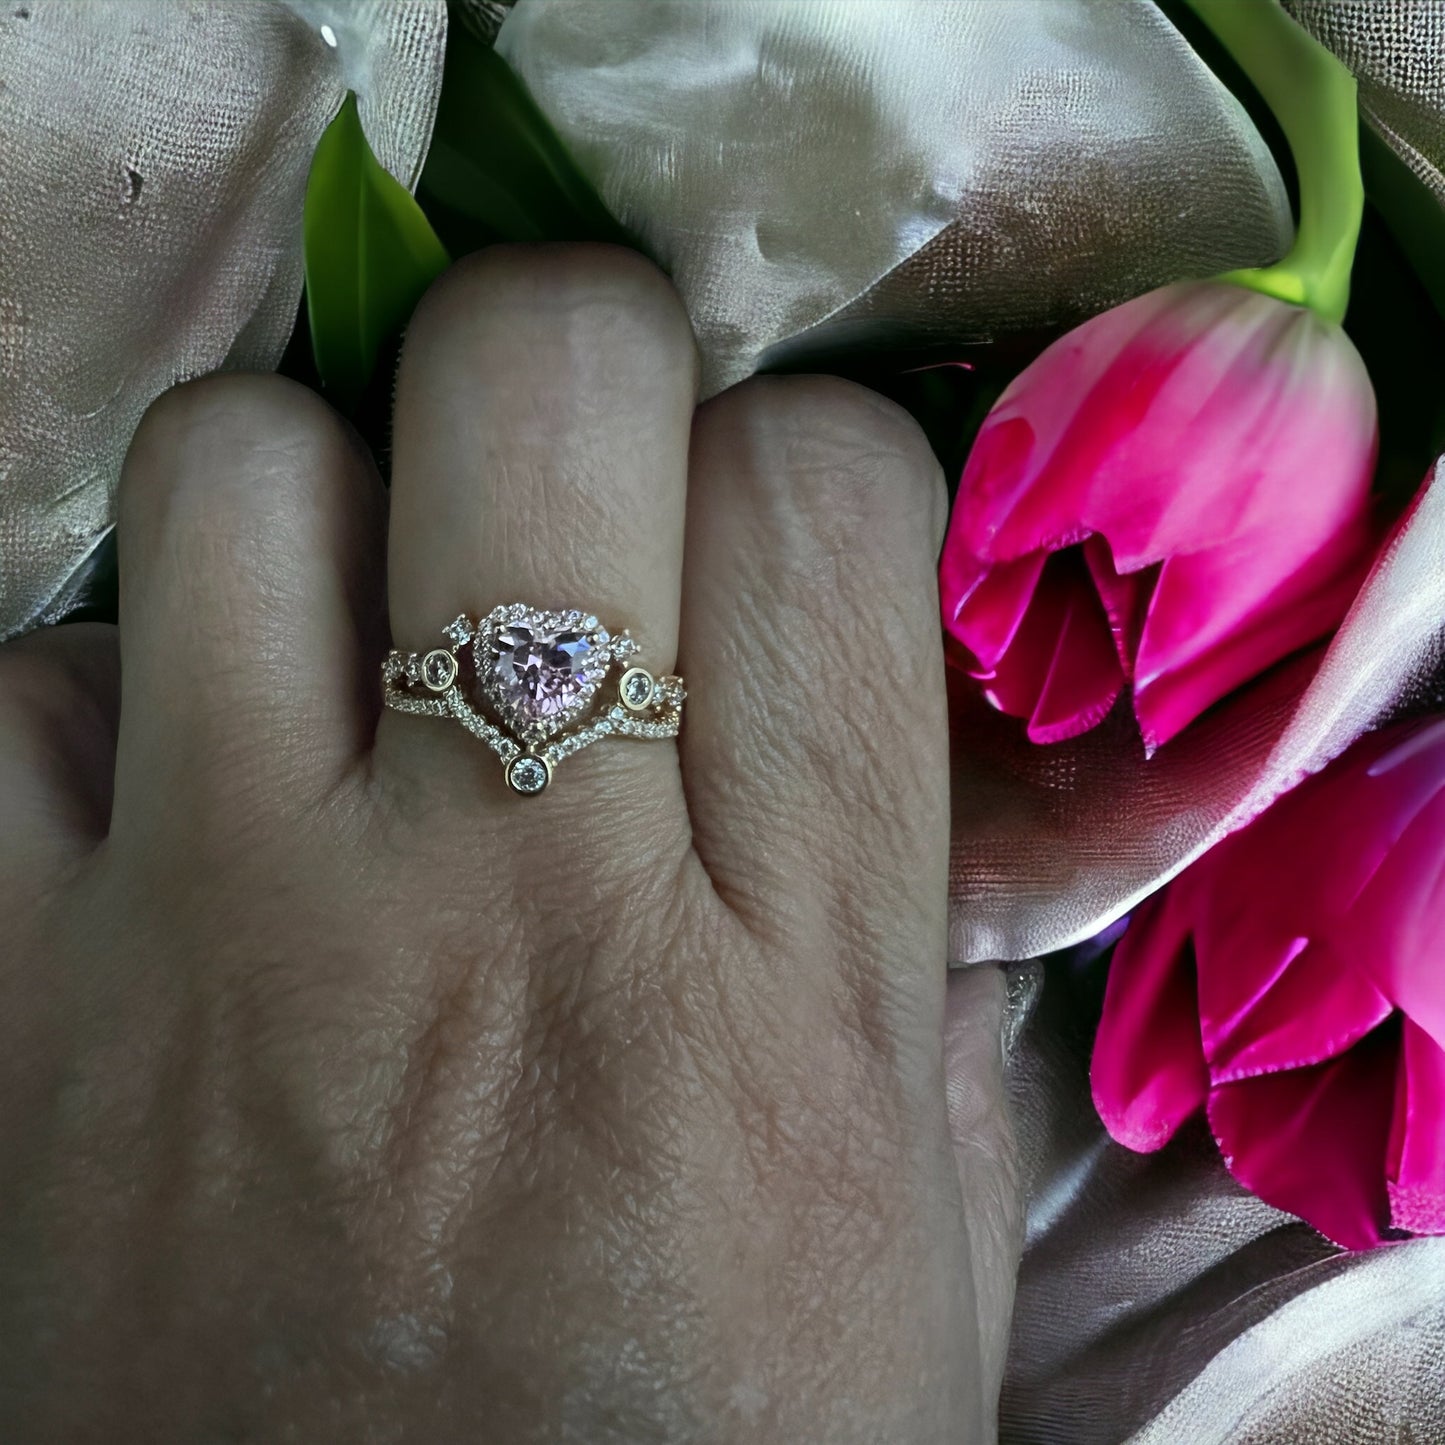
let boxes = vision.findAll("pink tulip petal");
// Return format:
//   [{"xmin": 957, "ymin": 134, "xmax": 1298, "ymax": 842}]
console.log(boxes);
[
  {"xmin": 946, "ymin": 550, "xmax": 1047, "ymax": 672},
  {"xmin": 954, "ymin": 283, "xmax": 1374, "ymax": 569},
  {"xmin": 1175, "ymin": 722, "xmax": 1445, "ymax": 1059},
  {"xmin": 1156, "ymin": 811, "xmax": 1393, "ymax": 1078},
  {"xmin": 1024, "ymin": 555, "xmax": 1126, "ymax": 744},
  {"xmin": 1207, "ymin": 1020, "xmax": 1399, "ymax": 1251},
  {"xmin": 1327, "ymin": 755, "xmax": 1445, "ymax": 1051},
  {"xmin": 973, "ymin": 550, "xmax": 1123, "ymax": 742},
  {"xmin": 1132, "ymin": 515, "xmax": 1376, "ymax": 749},
  {"xmin": 1092, "ymin": 891, "xmax": 1208, "ymax": 1153},
  {"xmin": 940, "ymin": 277, "xmax": 1378, "ymax": 748},
  {"xmin": 1081, "ymin": 535, "xmax": 1153, "ymax": 680},
  {"xmin": 1196, "ymin": 934, "xmax": 1392, "ymax": 1083},
  {"xmin": 954, "ymin": 284, "xmax": 1266, "ymax": 564},
  {"xmin": 1387, "ymin": 1019, "xmax": 1445, "ymax": 1234},
  {"xmin": 1093, "ymin": 718, "xmax": 1445, "ymax": 1248},
  {"xmin": 1266, "ymin": 724, "xmax": 1442, "ymax": 919}
]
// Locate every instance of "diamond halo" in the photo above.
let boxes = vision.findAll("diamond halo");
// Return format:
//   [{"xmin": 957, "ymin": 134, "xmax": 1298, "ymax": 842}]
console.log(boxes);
[
  {"xmin": 382, "ymin": 603, "xmax": 681, "ymax": 795},
  {"xmin": 472, "ymin": 604, "xmax": 616, "ymax": 742}
]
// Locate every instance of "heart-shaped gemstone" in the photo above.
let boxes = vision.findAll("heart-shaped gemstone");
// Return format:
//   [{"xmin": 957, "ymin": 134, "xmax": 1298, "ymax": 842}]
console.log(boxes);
[{"xmin": 476, "ymin": 607, "xmax": 610, "ymax": 740}]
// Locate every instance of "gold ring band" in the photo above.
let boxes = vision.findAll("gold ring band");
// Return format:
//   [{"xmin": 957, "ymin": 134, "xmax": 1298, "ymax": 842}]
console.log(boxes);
[{"xmin": 382, "ymin": 603, "xmax": 684, "ymax": 796}]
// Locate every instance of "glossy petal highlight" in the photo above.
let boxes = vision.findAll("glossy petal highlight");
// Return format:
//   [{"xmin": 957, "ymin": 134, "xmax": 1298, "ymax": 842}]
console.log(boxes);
[
  {"xmin": 1092, "ymin": 888, "xmax": 1209, "ymax": 1153},
  {"xmin": 1093, "ymin": 716, "xmax": 1445, "ymax": 1247},
  {"xmin": 942, "ymin": 280, "xmax": 1379, "ymax": 749}
]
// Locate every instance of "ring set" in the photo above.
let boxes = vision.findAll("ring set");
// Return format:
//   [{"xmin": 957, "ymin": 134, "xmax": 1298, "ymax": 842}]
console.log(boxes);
[{"xmin": 382, "ymin": 603, "xmax": 685, "ymax": 795}]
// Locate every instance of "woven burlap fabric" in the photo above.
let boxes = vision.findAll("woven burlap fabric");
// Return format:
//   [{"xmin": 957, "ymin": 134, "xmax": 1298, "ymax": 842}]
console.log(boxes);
[{"xmin": 0, "ymin": 0, "xmax": 446, "ymax": 640}]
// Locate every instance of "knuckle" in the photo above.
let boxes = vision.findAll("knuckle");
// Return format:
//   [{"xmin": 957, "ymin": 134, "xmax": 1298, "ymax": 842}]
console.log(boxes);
[
  {"xmin": 0, "ymin": 625, "xmax": 117, "ymax": 810},
  {"xmin": 129, "ymin": 371, "xmax": 343, "ymax": 468},
  {"xmin": 119, "ymin": 374, "xmax": 373, "ymax": 623},
  {"xmin": 411, "ymin": 242, "xmax": 697, "ymax": 383},
  {"xmin": 704, "ymin": 374, "xmax": 945, "ymax": 539},
  {"xmin": 121, "ymin": 372, "xmax": 360, "ymax": 531}
]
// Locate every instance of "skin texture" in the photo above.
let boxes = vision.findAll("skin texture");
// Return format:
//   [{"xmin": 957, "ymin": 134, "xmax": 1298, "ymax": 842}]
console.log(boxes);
[{"xmin": 0, "ymin": 246, "xmax": 1018, "ymax": 1443}]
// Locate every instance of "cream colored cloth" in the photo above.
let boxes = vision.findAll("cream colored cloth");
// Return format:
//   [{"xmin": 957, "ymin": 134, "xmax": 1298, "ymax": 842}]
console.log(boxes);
[
  {"xmin": 495, "ymin": 0, "xmax": 1445, "ymax": 967},
  {"xmin": 495, "ymin": 0, "xmax": 1293, "ymax": 398},
  {"xmin": 1289, "ymin": 0, "xmax": 1445, "ymax": 211},
  {"xmin": 0, "ymin": 0, "xmax": 446, "ymax": 640},
  {"xmin": 997, "ymin": 965, "xmax": 1445, "ymax": 1444},
  {"xmin": 4, "ymin": 6, "xmax": 1445, "ymax": 1431}
]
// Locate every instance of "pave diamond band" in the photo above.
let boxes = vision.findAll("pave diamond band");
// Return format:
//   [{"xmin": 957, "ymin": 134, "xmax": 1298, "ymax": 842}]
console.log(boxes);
[{"xmin": 382, "ymin": 603, "xmax": 685, "ymax": 795}]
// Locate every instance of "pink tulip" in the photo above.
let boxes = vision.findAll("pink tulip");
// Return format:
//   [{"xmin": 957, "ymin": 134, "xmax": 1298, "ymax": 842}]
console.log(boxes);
[
  {"xmin": 940, "ymin": 280, "xmax": 1380, "ymax": 751},
  {"xmin": 1091, "ymin": 717, "xmax": 1445, "ymax": 1249}
]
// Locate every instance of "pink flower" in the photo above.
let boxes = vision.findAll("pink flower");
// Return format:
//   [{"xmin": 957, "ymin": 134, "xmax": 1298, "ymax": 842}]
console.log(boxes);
[
  {"xmin": 940, "ymin": 280, "xmax": 1380, "ymax": 751},
  {"xmin": 1091, "ymin": 718, "xmax": 1445, "ymax": 1249}
]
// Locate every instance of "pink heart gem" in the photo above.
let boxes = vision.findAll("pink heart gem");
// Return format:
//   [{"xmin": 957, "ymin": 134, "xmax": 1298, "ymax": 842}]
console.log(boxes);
[{"xmin": 477, "ymin": 610, "xmax": 609, "ymax": 738}]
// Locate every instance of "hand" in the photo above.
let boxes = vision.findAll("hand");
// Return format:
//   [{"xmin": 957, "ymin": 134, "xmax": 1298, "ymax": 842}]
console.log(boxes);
[{"xmin": 0, "ymin": 246, "xmax": 1018, "ymax": 1442}]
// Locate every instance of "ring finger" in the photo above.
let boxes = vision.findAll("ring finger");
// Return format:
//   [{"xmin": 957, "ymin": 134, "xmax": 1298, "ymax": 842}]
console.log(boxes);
[{"xmin": 375, "ymin": 244, "xmax": 699, "ymax": 823}]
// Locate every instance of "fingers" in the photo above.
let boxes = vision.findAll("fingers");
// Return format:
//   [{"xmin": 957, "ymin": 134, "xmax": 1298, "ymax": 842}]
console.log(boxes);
[
  {"xmin": 0, "ymin": 622, "xmax": 118, "ymax": 887},
  {"xmin": 386, "ymin": 244, "xmax": 697, "ymax": 653},
  {"xmin": 943, "ymin": 965, "xmax": 1022, "ymax": 1421},
  {"xmin": 112, "ymin": 374, "xmax": 386, "ymax": 837},
  {"xmin": 377, "ymin": 244, "xmax": 698, "ymax": 809},
  {"xmin": 679, "ymin": 376, "xmax": 951, "ymax": 994}
]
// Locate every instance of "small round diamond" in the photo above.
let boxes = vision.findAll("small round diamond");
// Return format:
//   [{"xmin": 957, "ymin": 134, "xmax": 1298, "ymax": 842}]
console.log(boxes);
[
  {"xmin": 506, "ymin": 754, "xmax": 550, "ymax": 796},
  {"xmin": 619, "ymin": 666, "xmax": 655, "ymax": 711},
  {"xmin": 421, "ymin": 648, "xmax": 458, "ymax": 692}
]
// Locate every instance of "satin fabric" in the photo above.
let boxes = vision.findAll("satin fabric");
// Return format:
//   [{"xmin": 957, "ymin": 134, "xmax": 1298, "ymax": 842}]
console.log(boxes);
[
  {"xmin": 996, "ymin": 962, "xmax": 1445, "ymax": 1444},
  {"xmin": 494, "ymin": 0, "xmax": 1445, "ymax": 966},
  {"xmin": 3, "ymin": 1, "xmax": 1445, "ymax": 1435},
  {"xmin": 949, "ymin": 455, "xmax": 1445, "ymax": 962},
  {"xmin": 0, "ymin": 0, "xmax": 446, "ymax": 639},
  {"xmin": 1288, "ymin": 0, "xmax": 1445, "ymax": 218},
  {"xmin": 495, "ymin": 0, "xmax": 1293, "ymax": 398}
]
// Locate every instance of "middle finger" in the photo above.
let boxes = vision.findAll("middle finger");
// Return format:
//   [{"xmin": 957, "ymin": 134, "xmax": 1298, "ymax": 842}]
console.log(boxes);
[{"xmin": 377, "ymin": 245, "xmax": 699, "ymax": 814}]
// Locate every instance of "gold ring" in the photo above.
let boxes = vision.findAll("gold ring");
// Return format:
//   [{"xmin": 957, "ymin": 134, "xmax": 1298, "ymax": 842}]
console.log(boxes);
[{"xmin": 382, "ymin": 604, "xmax": 685, "ymax": 796}]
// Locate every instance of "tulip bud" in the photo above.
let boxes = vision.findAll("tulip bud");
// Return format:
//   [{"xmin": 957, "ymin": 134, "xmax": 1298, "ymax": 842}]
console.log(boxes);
[
  {"xmin": 1091, "ymin": 716, "xmax": 1445, "ymax": 1249},
  {"xmin": 940, "ymin": 280, "xmax": 1380, "ymax": 751}
]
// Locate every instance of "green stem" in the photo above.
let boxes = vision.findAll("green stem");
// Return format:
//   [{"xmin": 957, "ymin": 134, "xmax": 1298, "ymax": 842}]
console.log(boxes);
[{"xmin": 1184, "ymin": 0, "xmax": 1363, "ymax": 324}]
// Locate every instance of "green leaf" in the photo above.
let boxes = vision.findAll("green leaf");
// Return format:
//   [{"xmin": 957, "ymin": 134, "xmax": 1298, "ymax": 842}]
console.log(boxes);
[
  {"xmin": 303, "ymin": 92, "xmax": 450, "ymax": 412},
  {"xmin": 416, "ymin": 19, "xmax": 633, "ymax": 253}
]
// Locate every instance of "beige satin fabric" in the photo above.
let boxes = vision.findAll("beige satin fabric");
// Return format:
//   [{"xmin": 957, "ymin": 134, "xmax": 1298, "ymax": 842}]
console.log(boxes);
[
  {"xmin": 0, "ymin": 0, "xmax": 446, "ymax": 640},
  {"xmin": 495, "ymin": 0, "xmax": 1293, "ymax": 398},
  {"xmin": 496, "ymin": 0, "xmax": 1445, "ymax": 968},
  {"xmin": 1288, "ymin": 0, "xmax": 1445, "ymax": 212},
  {"xmin": 995, "ymin": 966, "xmax": 1445, "ymax": 1444},
  {"xmin": 945, "ymin": 0, "xmax": 1445, "ymax": 962},
  {"xmin": 4, "ymin": 2, "xmax": 1445, "ymax": 1432}
]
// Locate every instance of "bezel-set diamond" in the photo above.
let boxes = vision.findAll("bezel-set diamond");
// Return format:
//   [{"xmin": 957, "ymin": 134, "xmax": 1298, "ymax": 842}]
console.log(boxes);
[
  {"xmin": 381, "ymin": 603, "xmax": 685, "ymax": 796},
  {"xmin": 618, "ymin": 666, "xmax": 656, "ymax": 712},
  {"xmin": 505, "ymin": 753, "xmax": 552, "ymax": 796},
  {"xmin": 421, "ymin": 648, "xmax": 458, "ymax": 692}
]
